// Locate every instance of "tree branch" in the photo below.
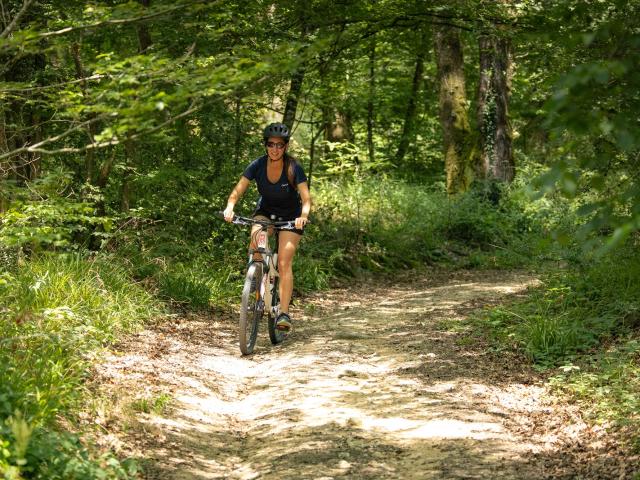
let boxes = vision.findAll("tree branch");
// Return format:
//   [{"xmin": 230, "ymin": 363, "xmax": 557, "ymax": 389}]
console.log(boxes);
[
  {"xmin": 0, "ymin": 0, "xmax": 35, "ymax": 39},
  {"xmin": 0, "ymin": 1, "xmax": 211, "ymax": 53},
  {"xmin": 0, "ymin": 103, "xmax": 200, "ymax": 160},
  {"xmin": 1, "ymin": 41, "xmax": 194, "ymax": 94},
  {"xmin": 0, "ymin": 74, "xmax": 107, "ymax": 93}
]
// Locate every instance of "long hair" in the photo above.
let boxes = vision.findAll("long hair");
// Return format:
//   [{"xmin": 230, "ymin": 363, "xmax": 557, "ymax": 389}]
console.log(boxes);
[{"xmin": 283, "ymin": 152, "xmax": 298, "ymax": 190}]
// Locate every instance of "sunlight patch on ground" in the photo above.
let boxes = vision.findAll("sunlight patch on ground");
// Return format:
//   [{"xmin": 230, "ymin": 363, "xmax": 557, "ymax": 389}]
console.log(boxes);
[{"xmin": 100, "ymin": 271, "xmax": 554, "ymax": 479}]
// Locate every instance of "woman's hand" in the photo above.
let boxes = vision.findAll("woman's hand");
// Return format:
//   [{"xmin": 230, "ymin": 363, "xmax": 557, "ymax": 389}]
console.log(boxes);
[
  {"xmin": 223, "ymin": 205, "xmax": 235, "ymax": 222},
  {"xmin": 224, "ymin": 177, "xmax": 250, "ymax": 222},
  {"xmin": 295, "ymin": 216, "xmax": 308, "ymax": 230}
]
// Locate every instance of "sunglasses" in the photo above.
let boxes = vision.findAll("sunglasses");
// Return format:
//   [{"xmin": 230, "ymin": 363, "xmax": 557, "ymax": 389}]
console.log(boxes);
[{"xmin": 266, "ymin": 141, "xmax": 286, "ymax": 149}]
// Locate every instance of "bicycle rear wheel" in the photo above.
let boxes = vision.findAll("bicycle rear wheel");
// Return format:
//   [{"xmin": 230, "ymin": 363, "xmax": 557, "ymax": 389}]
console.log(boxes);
[
  {"xmin": 268, "ymin": 276, "xmax": 287, "ymax": 345},
  {"xmin": 239, "ymin": 262, "xmax": 263, "ymax": 355}
]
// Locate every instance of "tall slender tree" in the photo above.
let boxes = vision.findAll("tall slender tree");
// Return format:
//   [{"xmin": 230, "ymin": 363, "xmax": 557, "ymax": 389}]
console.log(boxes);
[
  {"xmin": 136, "ymin": 0, "xmax": 153, "ymax": 53},
  {"xmin": 395, "ymin": 30, "xmax": 427, "ymax": 165},
  {"xmin": 367, "ymin": 36, "xmax": 376, "ymax": 164},
  {"xmin": 282, "ymin": 7, "xmax": 310, "ymax": 131}
]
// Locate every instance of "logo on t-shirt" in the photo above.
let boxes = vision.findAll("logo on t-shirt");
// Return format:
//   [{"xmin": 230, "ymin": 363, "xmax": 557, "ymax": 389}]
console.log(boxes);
[{"xmin": 281, "ymin": 183, "xmax": 289, "ymax": 189}]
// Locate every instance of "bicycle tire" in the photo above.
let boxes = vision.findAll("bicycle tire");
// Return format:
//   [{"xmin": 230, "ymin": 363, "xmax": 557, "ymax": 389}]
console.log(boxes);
[
  {"xmin": 239, "ymin": 262, "xmax": 263, "ymax": 355},
  {"xmin": 267, "ymin": 276, "xmax": 287, "ymax": 345}
]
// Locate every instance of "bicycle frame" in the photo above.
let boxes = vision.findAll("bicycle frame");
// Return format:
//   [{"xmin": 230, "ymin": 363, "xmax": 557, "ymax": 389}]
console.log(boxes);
[
  {"xmin": 219, "ymin": 212, "xmax": 298, "ymax": 353},
  {"xmin": 249, "ymin": 223, "xmax": 280, "ymax": 319}
]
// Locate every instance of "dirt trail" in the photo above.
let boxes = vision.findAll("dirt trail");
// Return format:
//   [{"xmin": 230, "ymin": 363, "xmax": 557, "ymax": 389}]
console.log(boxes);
[{"xmin": 95, "ymin": 270, "xmax": 631, "ymax": 479}]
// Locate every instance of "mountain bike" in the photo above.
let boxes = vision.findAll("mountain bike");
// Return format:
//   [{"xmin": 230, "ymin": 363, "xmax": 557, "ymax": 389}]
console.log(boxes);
[{"xmin": 218, "ymin": 212, "xmax": 298, "ymax": 355}]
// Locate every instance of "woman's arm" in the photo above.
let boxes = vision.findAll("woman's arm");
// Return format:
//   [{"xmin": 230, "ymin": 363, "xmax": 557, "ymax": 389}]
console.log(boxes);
[
  {"xmin": 295, "ymin": 181, "xmax": 311, "ymax": 230},
  {"xmin": 223, "ymin": 176, "xmax": 250, "ymax": 221}
]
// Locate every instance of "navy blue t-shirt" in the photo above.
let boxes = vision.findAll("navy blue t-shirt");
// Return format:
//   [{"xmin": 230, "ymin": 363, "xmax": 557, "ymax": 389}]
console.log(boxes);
[{"xmin": 242, "ymin": 155, "xmax": 307, "ymax": 219}]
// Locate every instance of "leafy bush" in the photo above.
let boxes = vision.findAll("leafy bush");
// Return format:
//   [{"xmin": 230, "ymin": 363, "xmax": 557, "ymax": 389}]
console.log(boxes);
[
  {"xmin": 0, "ymin": 424, "xmax": 139, "ymax": 480},
  {"xmin": 0, "ymin": 173, "xmax": 110, "ymax": 252},
  {"xmin": 307, "ymin": 175, "xmax": 551, "ymax": 275}
]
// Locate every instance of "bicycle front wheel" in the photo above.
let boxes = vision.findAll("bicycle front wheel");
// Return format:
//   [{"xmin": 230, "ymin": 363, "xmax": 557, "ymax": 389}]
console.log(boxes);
[{"xmin": 239, "ymin": 262, "xmax": 263, "ymax": 355}]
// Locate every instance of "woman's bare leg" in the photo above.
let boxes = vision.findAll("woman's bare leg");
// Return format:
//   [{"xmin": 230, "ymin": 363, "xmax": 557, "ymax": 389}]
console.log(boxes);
[
  {"xmin": 249, "ymin": 215, "xmax": 271, "ymax": 261},
  {"xmin": 277, "ymin": 230, "xmax": 302, "ymax": 314}
]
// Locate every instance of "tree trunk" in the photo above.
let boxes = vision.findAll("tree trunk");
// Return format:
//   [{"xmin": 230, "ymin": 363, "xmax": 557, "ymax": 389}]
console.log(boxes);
[
  {"xmin": 71, "ymin": 42, "xmax": 96, "ymax": 184},
  {"xmin": 308, "ymin": 123, "xmax": 323, "ymax": 189},
  {"xmin": 233, "ymin": 96, "xmax": 242, "ymax": 167},
  {"xmin": 137, "ymin": 0, "xmax": 153, "ymax": 53},
  {"xmin": 119, "ymin": 0, "xmax": 153, "ymax": 208},
  {"xmin": 27, "ymin": 109, "xmax": 41, "ymax": 180},
  {"xmin": 282, "ymin": 67, "xmax": 305, "ymax": 131},
  {"xmin": 434, "ymin": 25, "xmax": 476, "ymax": 195},
  {"xmin": 0, "ymin": 107, "xmax": 8, "ymax": 212},
  {"xmin": 121, "ymin": 142, "xmax": 135, "ymax": 212},
  {"xmin": 14, "ymin": 55, "xmax": 45, "ymax": 184},
  {"xmin": 282, "ymin": 14, "xmax": 309, "ymax": 131},
  {"xmin": 477, "ymin": 34, "xmax": 514, "ymax": 183},
  {"xmin": 492, "ymin": 36, "xmax": 514, "ymax": 182},
  {"xmin": 96, "ymin": 149, "xmax": 115, "ymax": 190},
  {"xmin": 476, "ymin": 35, "xmax": 493, "ymax": 179},
  {"xmin": 367, "ymin": 37, "xmax": 376, "ymax": 164},
  {"xmin": 0, "ymin": 107, "xmax": 8, "ymax": 156},
  {"xmin": 395, "ymin": 35, "xmax": 426, "ymax": 165}
]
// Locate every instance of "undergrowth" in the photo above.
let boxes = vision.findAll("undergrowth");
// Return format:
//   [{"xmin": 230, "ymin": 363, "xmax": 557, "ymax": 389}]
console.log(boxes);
[
  {"xmin": 0, "ymin": 252, "xmax": 159, "ymax": 479},
  {"xmin": 473, "ymin": 242, "xmax": 640, "ymax": 446},
  {"xmin": 103, "ymin": 175, "xmax": 553, "ymax": 308},
  {"xmin": 549, "ymin": 337, "xmax": 640, "ymax": 450},
  {"xmin": 298, "ymin": 176, "xmax": 551, "ymax": 277}
]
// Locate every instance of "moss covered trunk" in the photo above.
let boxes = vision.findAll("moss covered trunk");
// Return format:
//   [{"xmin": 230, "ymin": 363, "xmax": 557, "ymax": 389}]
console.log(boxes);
[
  {"xmin": 477, "ymin": 34, "xmax": 514, "ymax": 183},
  {"xmin": 434, "ymin": 25, "xmax": 476, "ymax": 195}
]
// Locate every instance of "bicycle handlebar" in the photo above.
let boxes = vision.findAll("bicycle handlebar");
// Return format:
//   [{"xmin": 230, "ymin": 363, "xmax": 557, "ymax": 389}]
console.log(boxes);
[{"xmin": 216, "ymin": 211, "xmax": 309, "ymax": 230}]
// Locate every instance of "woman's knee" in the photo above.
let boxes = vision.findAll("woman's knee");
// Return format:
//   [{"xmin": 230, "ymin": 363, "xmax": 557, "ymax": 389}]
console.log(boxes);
[{"xmin": 278, "ymin": 258, "xmax": 293, "ymax": 275}]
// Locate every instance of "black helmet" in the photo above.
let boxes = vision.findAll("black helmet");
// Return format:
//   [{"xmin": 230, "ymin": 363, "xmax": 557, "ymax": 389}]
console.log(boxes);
[{"xmin": 263, "ymin": 122, "xmax": 290, "ymax": 142}]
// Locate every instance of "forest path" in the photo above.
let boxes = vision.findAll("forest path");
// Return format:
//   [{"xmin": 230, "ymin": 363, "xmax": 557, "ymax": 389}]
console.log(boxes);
[{"xmin": 96, "ymin": 270, "xmax": 610, "ymax": 479}]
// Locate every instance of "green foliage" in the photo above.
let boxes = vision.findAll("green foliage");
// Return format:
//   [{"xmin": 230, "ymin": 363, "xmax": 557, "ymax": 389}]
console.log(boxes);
[
  {"xmin": 532, "ymin": 0, "xmax": 640, "ymax": 251},
  {"xmin": 472, "ymin": 240, "xmax": 640, "ymax": 446},
  {"xmin": 0, "ymin": 425, "xmax": 139, "ymax": 480},
  {"xmin": 293, "ymin": 252, "xmax": 333, "ymax": 293},
  {"xmin": 0, "ymin": 173, "xmax": 109, "ymax": 252},
  {"xmin": 1, "ymin": 0, "xmax": 639, "ymax": 470},
  {"xmin": 0, "ymin": 253, "xmax": 159, "ymax": 478},
  {"xmin": 114, "ymin": 174, "xmax": 552, "ymax": 308},
  {"xmin": 129, "ymin": 393, "xmax": 172, "ymax": 415},
  {"xmin": 157, "ymin": 268, "xmax": 211, "ymax": 309},
  {"xmin": 156, "ymin": 260, "xmax": 240, "ymax": 309},
  {"xmin": 475, "ymin": 244, "xmax": 640, "ymax": 364},
  {"xmin": 549, "ymin": 338, "xmax": 640, "ymax": 447},
  {"xmin": 303, "ymin": 175, "xmax": 549, "ymax": 277},
  {"xmin": 316, "ymin": 141, "xmax": 394, "ymax": 176}
]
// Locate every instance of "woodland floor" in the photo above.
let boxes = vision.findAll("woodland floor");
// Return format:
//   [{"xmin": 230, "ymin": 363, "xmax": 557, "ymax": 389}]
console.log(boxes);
[{"xmin": 92, "ymin": 269, "xmax": 638, "ymax": 479}]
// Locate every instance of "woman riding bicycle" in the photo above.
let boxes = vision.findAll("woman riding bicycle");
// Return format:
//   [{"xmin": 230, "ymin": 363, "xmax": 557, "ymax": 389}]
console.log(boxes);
[{"xmin": 223, "ymin": 122, "xmax": 311, "ymax": 332}]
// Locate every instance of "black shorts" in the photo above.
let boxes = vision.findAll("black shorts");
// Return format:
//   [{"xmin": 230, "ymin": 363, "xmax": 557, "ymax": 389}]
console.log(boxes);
[{"xmin": 253, "ymin": 209, "xmax": 304, "ymax": 236}]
